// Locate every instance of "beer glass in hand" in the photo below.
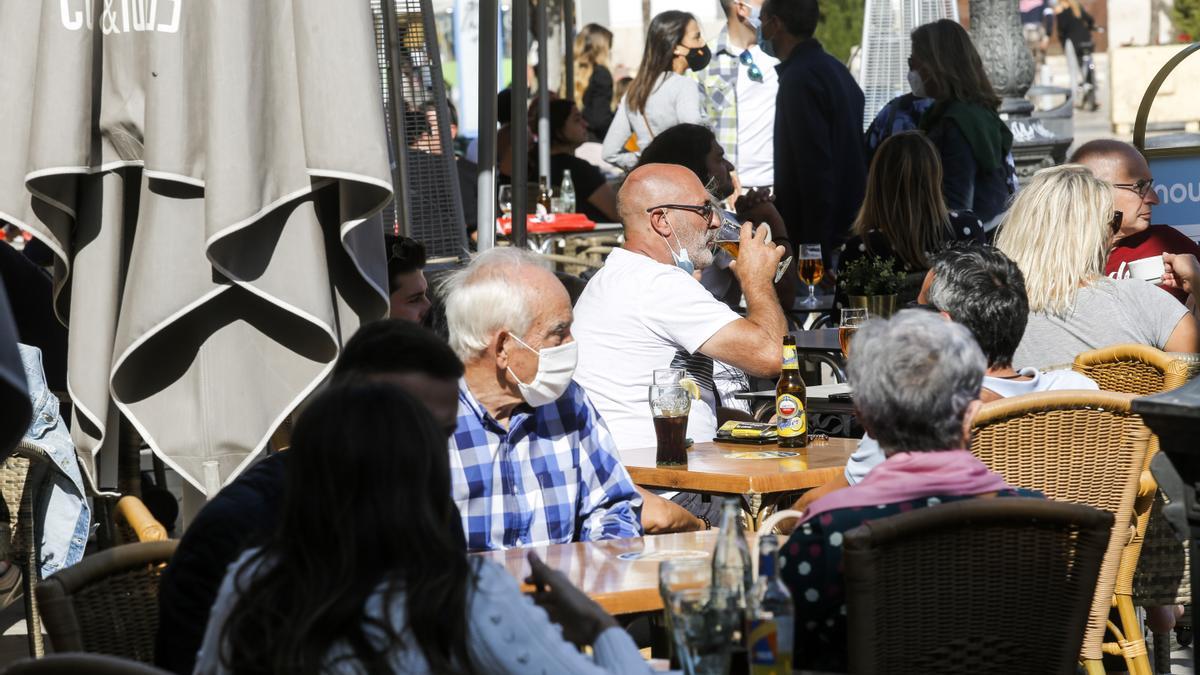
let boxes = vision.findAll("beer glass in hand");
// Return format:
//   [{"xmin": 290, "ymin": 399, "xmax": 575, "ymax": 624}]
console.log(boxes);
[
  {"xmin": 650, "ymin": 369, "xmax": 691, "ymax": 466},
  {"xmin": 714, "ymin": 212, "xmax": 792, "ymax": 283},
  {"xmin": 839, "ymin": 308, "xmax": 868, "ymax": 358},
  {"xmin": 797, "ymin": 244, "xmax": 823, "ymax": 306}
]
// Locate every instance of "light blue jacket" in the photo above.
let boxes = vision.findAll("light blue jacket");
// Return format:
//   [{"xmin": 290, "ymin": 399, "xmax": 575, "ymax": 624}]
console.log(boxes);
[{"xmin": 19, "ymin": 345, "xmax": 89, "ymax": 577}]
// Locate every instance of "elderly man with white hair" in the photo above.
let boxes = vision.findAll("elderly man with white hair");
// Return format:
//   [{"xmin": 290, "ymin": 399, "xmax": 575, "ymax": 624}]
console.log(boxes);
[{"xmin": 441, "ymin": 248, "xmax": 641, "ymax": 551}]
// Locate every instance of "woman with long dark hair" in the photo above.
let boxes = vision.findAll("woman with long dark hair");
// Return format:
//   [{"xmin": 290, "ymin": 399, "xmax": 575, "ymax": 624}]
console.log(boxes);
[
  {"xmin": 568, "ymin": 23, "xmax": 616, "ymax": 141},
  {"xmin": 547, "ymin": 99, "xmax": 618, "ymax": 222},
  {"xmin": 195, "ymin": 382, "xmax": 650, "ymax": 674},
  {"xmin": 601, "ymin": 10, "xmax": 710, "ymax": 170},
  {"xmin": 908, "ymin": 19, "xmax": 1013, "ymax": 229},
  {"xmin": 841, "ymin": 131, "xmax": 985, "ymax": 289}
]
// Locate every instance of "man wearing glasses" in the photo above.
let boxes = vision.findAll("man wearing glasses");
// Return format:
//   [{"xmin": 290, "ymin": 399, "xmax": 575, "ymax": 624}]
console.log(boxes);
[
  {"xmin": 572, "ymin": 163, "xmax": 786, "ymax": 477},
  {"xmin": 1072, "ymin": 139, "xmax": 1200, "ymax": 307},
  {"xmin": 694, "ymin": 0, "xmax": 780, "ymax": 194}
]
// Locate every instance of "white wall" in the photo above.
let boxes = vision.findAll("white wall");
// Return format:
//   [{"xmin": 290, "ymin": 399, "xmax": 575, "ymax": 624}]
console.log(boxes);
[{"xmin": 1106, "ymin": 0, "xmax": 1177, "ymax": 47}]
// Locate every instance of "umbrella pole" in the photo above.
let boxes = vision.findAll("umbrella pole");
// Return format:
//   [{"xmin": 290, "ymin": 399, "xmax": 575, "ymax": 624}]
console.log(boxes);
[
  {"xmin": 564, "ymin": 0, "xmax": 575, "ymax": 99},
  {"xmin": 477, "ymin": 0, "xmax": 499, "ymax": 251},
  {"xmin": 511, "ymin": 0, "xmax": 529, "ymax": 248},
  {"xmin": 536, "ymin": 0, "xmax": 550, "ymax": 184},
  {"xmin": 117, "ymin": 415, "xmax": 141, "ymax": 498}
]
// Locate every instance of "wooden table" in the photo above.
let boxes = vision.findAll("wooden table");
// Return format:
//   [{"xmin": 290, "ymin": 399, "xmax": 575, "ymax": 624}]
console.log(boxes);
[
  {"xmin": 475, "ymin": 530, "xmax": 719, "ymax": 616},
  {"xmin": 623, "ymin": 438, "xmax": 857, "ymax": 529}
]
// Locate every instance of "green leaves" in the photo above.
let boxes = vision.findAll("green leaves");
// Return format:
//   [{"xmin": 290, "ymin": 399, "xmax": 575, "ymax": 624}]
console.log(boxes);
[{"xmin": 839, "ymin": 255, "xmax": 906, "ymax": 296}]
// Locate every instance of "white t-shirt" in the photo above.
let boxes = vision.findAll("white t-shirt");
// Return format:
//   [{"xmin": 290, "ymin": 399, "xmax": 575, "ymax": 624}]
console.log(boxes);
[
  {"xmin": 734, "ymin": 45, "xmax": 779, "ymax": 187},
  {"xmin": 843, "ymin": 368, "xmax": 1099, "ymax": 485},
  {"xmin": 572, "ymin": 248, "xmax": 741, "ymax": 466}
]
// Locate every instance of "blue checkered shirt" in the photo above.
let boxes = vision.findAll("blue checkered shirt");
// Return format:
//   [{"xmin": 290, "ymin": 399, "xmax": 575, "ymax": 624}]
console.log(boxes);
[
  {"xmin": 449, "ymin": 380, "xmax": 643, "ymax": 551},
  {"xmin": 694, "ymin": 28, "xmax": 740, "ymax": 168}
]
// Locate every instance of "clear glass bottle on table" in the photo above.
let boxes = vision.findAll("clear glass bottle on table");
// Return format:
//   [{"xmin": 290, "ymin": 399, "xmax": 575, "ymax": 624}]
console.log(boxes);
[
  {"xmin": 560, "ymin": 169, "xmax": 576, "ymax": 213},
  {"xmin": 712, "ymin": 498, "xmax": 752, "ymax": 674},
  {"xmin": 746, "ymin": 534, "xmax": 794, "ymax": 675}
]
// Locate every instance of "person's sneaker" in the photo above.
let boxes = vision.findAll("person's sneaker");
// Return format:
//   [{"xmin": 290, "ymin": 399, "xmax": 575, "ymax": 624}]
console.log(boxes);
[{"xmin": 0, "ymin": 563, "xmax": 22, "ymax": 609}]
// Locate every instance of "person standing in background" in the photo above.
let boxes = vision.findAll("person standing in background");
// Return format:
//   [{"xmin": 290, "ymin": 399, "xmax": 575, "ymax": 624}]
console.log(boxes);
[
  {"xmin": 570, "ymin": 24, "xmax": 616, "ymax": 143},
  {"xmin": 694, "ymin": 0, "xmax": 780, "ymax": 193},
  {"xmin": 1021, "ymin": 0, "xmax": 1055, "ymax": 84},
  {"xmin": 601, "ymin": 11, "xmax": 711, "ymax": 171},
  {"xmin": 761, "ymin": 0, "xmax": 866, "ymax": 269}
]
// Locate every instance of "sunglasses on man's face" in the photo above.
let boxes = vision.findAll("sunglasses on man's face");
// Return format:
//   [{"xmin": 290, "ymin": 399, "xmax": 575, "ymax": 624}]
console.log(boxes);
[
  {"xmin": 739, "ymin": 50, "xmax": 763, "ymax": 83},
  {"xmin": 1113, "ymin": 177, "xmax": 1154, "ymax": 199},
  {"xmin": 646, "ymin": 202, "xmax": 717, "ymax": 223}
]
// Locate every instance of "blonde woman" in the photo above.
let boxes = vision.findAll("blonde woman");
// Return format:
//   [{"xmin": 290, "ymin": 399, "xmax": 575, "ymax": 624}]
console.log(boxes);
[
  {"xmin": 569, "ymin": 24, "xmax": 616, "ymax": 142},
  {"xmin": 841, "ymin": 131, "xmax": 984, "ymax": 284},
  {"xmin": 996, "ymin": 165, "xmax": 1200, "ymax": 368}
]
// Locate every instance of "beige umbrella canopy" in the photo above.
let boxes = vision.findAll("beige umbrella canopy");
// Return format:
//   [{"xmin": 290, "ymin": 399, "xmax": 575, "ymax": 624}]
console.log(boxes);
[{"xmin": 0, "ymin": 1, "xmax": 392, "ymax": 495}]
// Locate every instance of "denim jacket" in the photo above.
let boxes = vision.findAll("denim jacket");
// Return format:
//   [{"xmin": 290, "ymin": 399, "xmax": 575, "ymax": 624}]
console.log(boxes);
[{"xmin": 19, "ymin": 345, "xmax": 89, "ymax": 577}]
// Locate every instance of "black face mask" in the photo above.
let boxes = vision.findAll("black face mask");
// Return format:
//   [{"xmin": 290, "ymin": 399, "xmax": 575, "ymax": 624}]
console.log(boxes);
[{"xmin": 685, "ymin": 46, "xmax": 712, "ymax": 71}]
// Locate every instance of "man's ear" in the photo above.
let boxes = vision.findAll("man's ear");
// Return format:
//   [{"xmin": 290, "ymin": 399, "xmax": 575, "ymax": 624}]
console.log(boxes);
[
  {"xmin": 493, "ymin": 330, "xmax": 513, "ymax": 370},
  {"xmin": 648, "ymin": 209, "xmax": 672, "ymax": 238}
]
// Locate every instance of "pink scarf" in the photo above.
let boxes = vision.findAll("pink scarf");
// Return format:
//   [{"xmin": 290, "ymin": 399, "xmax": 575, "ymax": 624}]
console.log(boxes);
[{"xmin": 803, "ymin": 449, "xmax": 1013, "ymax": 523}]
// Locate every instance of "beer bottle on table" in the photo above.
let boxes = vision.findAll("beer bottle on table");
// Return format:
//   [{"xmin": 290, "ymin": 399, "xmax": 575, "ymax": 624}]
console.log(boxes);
[
  {"xmin": 776, "ymin": 335, "xmax": 808, "ymax": 448},
  {"xmin": 747, "ymin": 534, "xmax": 794, "ymax": 675},
  {"xmin": 537, "ymin": 177, "xmax": 553, "ymax": 215}
]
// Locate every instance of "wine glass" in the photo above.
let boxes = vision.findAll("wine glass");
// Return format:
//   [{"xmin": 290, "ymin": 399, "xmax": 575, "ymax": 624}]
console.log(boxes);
[
  {"xmin": 839, "ymin": 307, "xmax": 868, "ymax": 358},
  {"xmin": 497, "ymin": 184, "xmax": 513, "ymax": 220},
  {"xmin": 797, "ymin": 244, "xmax": 824, "ymax": 306}
]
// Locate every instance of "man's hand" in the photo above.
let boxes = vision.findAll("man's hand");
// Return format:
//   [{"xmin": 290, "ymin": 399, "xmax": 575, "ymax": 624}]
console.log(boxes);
[
  {"xmin": 525, "ymin": 552, "xmax": 617, "ymax": 647},
  {"xmin": 637, "ymin": 486, "xmax": 705, "ymax": 534},
  {"xmin": 1162, "ymin": 253, "xmax": 1200, "ymax": 297},
  {"xmin": 728, "ymin": 222, "xmax": 786, "ymax": 290},
  {"xmin": 734, "ymin": 187, "xmax": 774, "ymax": 214}
]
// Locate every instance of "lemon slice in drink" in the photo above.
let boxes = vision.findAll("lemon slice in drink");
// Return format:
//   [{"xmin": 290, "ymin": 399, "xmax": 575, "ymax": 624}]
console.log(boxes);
[{"xmin": 678, "ymin": 378, "xmax": 702, "ymax": 400}]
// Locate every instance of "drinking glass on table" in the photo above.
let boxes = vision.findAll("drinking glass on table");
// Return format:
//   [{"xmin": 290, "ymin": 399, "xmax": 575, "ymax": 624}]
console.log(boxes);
[
  {"xmin": 797, "ymin": 244, "xmax": 824, "ymax": 306},
  {"xmin": 714, "ymin": 212, "xmax": 792, "ymax": 283},
  {"xmin": 659, "ymin": 559, "xmax": 737, "ymax": 675},
  {"xmin": 650, "ymin": 369, "xmax": 691, "ymax": 466},
  {"xmin": 497, "ymin": 185, "xmax": 513, "ymax": 220},
  {"xmin": 839, "ymin": 308, "xmax": 868, "ymax": 358}
]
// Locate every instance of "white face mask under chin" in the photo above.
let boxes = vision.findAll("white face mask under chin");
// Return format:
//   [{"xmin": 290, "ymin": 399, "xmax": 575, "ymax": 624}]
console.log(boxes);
[
  {"xmin": 506, "ymin": 334, "xmax": 579, "ymax": 407},
  {"xmin": 661, "ymin": 217, "xmax": 695, "ymax": 275}
]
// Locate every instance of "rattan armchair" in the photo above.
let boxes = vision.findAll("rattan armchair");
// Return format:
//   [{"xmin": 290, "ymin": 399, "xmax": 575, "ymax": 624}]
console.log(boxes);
[
  {"xmin": 36, "ymin": 540, "xmax": 178, "ymax": 662},
  {"xmin": 969, "ymin": 390, "xmax": 1151, "ymax": 675},
  {"xmin": 112, "ymin": 496, "xmax": 168, "ymax": 545},
  {"xmin": 844, "ymin": 498, "xmax": 1112, "ymax": 675},
  {"xmin": 3, "ymin": 653, "xmax": 172, "ymax": 674},
  {"xmin": 0, "ymin": 441, "xmax": 58, "ymax": 658},
  {"xmin": 1072, "ymin": 344, "xmax": 1190, "ymax": 395}
]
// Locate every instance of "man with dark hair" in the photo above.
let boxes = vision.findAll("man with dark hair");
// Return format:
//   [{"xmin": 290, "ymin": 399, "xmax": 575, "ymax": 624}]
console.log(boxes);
[
  {"xmin": 792, "ymin": 246, "xmax": 1096, "ymax": 509},
  {"xmin": 387, "ymin": 235, "xmax": 431, "ymax": 323},
  {"xmin": 155, "ymin": 320, "xmax": 464, "ymax": 674},
  {"xmin": 761, "ymin": 0, "xmax": 866, "ymax": 268}
]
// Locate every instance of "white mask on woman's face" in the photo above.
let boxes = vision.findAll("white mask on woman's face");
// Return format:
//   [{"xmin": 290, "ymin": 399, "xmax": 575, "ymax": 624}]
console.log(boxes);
[
  {"xmin": 506, "ymin": 334, "xmax": 578, "ymax": 407},
  {"xmin": 907, "ymin": 70, "xmax": 928, "ymax": 98}
]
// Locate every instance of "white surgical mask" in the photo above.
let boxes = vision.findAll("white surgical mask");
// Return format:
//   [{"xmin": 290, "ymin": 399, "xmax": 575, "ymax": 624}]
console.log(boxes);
[
  {"xmin": 661, "ymin": 217, "xmax": 695, "ymax": 275},
  {"xmin": 907, "ymin": 70, "xmax": 927, "ymax": 98},
  {"xmin": 507, "ymin": 334, "xmax": 578, "ymax": 407},
  {"xmin": 742, "ymin": 1, "xmax": 762, "ymax": 29}
]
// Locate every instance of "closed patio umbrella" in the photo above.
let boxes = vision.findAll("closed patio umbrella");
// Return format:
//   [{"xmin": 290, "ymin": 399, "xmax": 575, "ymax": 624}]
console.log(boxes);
[{"xmin": 0, "ymin": 1, "xmax": 392, "ymax": 495}]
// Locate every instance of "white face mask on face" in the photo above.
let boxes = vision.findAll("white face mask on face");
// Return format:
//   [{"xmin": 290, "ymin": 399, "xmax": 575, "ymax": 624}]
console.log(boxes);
[
  {"xmin": 907, "ymin": 70, "xmax": 928, "ymax": 98},
  {"xmin": 507, "ymin": 334, "xmax": 578, "ymax": 407}
]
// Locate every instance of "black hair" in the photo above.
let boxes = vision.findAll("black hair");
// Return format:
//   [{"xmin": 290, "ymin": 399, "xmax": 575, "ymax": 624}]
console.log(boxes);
[
  {"xmin": 446, "ymin": 99, "xmax": 458, "ymax": 127},
  {"xmin": 331, "ymin": 319, "xmax": 463, "ymax": 383},
  {"xmin": 219, "ymin": 381, "xmax": 475, "ymax": 673},
  {"xmin": 928, "ymin": 245, "xmax": 1029, "ymax": 369},
  {"xmin": 548, "ymin": 98, "xmax": 576, "ymax": 145},
  {"xmin": 763, "ymin": 0, "xmax": 820, "ymax": 40},
  {"xmin": 636, "ymin": 123, "xmax": 719, "ymax": 185},
  {"xmin": 497, "ymin": 88, "xmax": 513, "ymax": 125},
  {"xmin": 387, "ymin": 236, "xmax": 427, "ymax": 291}
]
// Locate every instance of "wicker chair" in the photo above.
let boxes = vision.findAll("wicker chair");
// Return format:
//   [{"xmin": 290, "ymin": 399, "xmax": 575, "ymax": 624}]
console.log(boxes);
[
  {"xmin": 0, "ymin": 442, "xmax": 56, "ymax": 658},
  {"xmin": 969, "ymin": 390, "xmax": 1151, "ymax": 675},
  {"xmin": 36, "ymin": 540, "xmax": 178, "ymax": 662},
  {"xmin": 112, "ymin": 496, "xmax": 169, "ymax": 545},
  {"xmin": 844, "ymin": 498, "xmax": 1113, "ymax": 675},
  {"xmin": 1073, "ymin": 344, "xmax": 1193, "ymax": 672},
  {"xmin": 3, "ymin": 653, "xmax": 172, "ymax": 674}
]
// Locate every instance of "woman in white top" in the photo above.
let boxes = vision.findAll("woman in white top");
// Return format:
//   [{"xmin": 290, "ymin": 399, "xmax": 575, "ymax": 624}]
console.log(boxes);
[
  {"xmin": 601, "ymin": 10, "xmax": 710, "ymax": 170},
  {"xmin": 995, "ymin": 164, "xmax": 1200, "ymax": 368},
  {"xmin": 194, "ymin": 381, "xmax": 649, "ymax": 674}
]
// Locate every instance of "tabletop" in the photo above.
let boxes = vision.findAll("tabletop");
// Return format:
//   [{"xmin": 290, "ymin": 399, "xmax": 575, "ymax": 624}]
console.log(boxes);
[
  {"xmin": 734, "ymin": 384, "xmax": 855, "ymax": 416},
  {"xmin": 788, "ymin": 328, "xmax": 842, "ymax": 353},
  {"xmin": 622, "ymin": 438, "xmax": 857, "ymax": 496},
  {"xmin": 791, "ymin": 292, "xmax": 836, "ymax": 313},
  {"xmin": 474, "ymin": 530, "xmax": 720, "ymax": 616}
]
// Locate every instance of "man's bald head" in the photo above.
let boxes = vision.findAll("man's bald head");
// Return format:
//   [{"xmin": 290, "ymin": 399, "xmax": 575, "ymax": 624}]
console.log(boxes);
[
  {"xmin": 1069, "ymin": 140, "xmax": 1147, "ymax": 183},
  {"xmin": 1069, "ymin": 139, "xmax": 1158, "ymax": 240},
  {"xmin": 617, "ymin": 163, "xmax": 718, "ymax": 268}
]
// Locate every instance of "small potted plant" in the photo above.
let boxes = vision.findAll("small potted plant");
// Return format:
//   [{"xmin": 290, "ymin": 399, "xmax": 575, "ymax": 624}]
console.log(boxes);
[{"xmin": 838, "ymin": 255, "xmax": 905, "ymax": 318}]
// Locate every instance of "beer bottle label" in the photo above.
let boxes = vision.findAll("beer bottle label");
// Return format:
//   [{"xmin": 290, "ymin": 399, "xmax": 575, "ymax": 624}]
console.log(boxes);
[
  {"xmin": 776, "ymin": 394, "xmax": 806, "ymax": 437},
  {"xmin": 748, "ymin": 618, "xmax": 794, "ymax": 674},
  {"xmin": 781, "ymin": 344, "xmax": 798, "ymax": 370}
]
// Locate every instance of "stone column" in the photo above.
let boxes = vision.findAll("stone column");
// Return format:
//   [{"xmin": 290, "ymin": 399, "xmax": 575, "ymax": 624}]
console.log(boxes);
[{"xmin": 968, "ymin": 0, "xmax": 1035, "ymax": 115}]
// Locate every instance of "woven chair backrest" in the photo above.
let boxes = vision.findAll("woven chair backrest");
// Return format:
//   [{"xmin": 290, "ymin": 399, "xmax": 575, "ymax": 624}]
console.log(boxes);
[
  {"xmin": 1072, "ymin": 343, "xmax": 1189, "ymax": 395},
  {"xmin": 844, "ymin": 498, "xmax": 1112, "ymax": 675}
]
